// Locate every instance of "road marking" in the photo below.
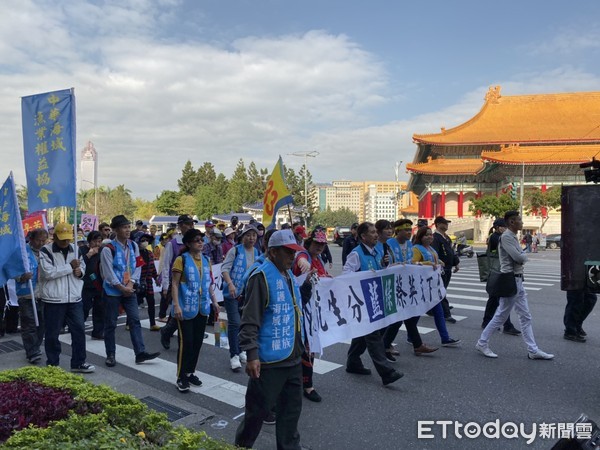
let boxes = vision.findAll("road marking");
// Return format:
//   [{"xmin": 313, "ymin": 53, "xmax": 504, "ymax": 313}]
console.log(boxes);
[
  {"xmin": 447, "ymin": 294, "xmax": 488, "ymax": 302},
  {"xmin": 445, "ymin": 303, "xmax": 485, "ymax": 312},
  {"xmin": 450, "ymin": 279, "xmax": 550, "ymax": 288},
  {"xmin": 138, "ymin": 319, "xmax": 343, "ymax": 374},
  {"xmin": 59, "ymin": 334, "xmax": 247, "ymax": 408}
]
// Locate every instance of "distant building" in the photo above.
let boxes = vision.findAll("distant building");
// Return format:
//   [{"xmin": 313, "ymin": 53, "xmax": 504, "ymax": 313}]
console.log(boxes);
[{"xmin": 80, "ymin": 141, "xmax": 97, "ymax": 191}]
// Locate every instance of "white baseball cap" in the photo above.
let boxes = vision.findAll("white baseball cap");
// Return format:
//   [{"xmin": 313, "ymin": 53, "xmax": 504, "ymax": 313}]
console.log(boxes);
[{"xmin": 268, "ymin": 229, "xmax": 304, "ymax": 251}]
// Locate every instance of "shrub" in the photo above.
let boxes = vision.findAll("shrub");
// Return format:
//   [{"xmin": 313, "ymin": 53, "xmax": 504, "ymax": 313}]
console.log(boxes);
[{"xmin": 0, "ymin": 366, "xmax": 235, "ymax": 449}]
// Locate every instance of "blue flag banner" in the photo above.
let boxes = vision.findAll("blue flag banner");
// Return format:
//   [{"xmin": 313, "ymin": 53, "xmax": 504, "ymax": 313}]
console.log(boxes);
[
  {"xmin": 22, "ymin": 88, "xmax": 76, "ymax": 211},
  {"xmin": 0, "ymin": 173, "xmax": 29, "ymax": 286}
]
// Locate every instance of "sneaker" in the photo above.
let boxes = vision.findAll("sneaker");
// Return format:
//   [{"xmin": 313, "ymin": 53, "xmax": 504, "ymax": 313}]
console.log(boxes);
[
  {"xmin": 441, "ymin": 338, "xmax": 461, "ymax": 347},
  {"xmin": 445, "ymin": 316, "xmax": 457, "ymax": 324},
  {"xmin": 135, "ymin": 351, "xmax": 161, "ymax": 364},
  {"xmin": 105, "ymin": 354, "xmax": 116, "ymax": 367},
  {"xmin": 239, "ymin": 351, "xmax": 247, "ymax": 364},
  {"xmin": 27, "ymin": 353, "xmax": 42, "ymax": 364},
  {"xmin": 528, "ymin": 350, "xmax": 554, "ymax": 360},
  {"xmin": 230, "ymin": 355, "xmax": 242, "ymax": 371},
  {"xmin": 71, "ymin": 363, "xmax": 95, "ymax": 373},
  {"xmin": 303, "ymin": 389, "xmax": 322, "ymax": 402},
  {"xmin": 475, "ymin": 343, "xmax": 498, "ymax": 358},
  {"xmin": 150, "ymin": 325, "xmax": 161, "ymax": 331},
  {"xmin": 187, "ymin": 373, "xmax": 202, "ymax": 387},
  {"xmin": 176, "ymin": 378, "xmax": 190, "ymax": 393},
  {"xmin": 263, "ymin": 412, "xmax": 276, "ymax": 425},
  {"xmin": 385, "ymin": 351, "xmax": 397, "ymax": 363}
]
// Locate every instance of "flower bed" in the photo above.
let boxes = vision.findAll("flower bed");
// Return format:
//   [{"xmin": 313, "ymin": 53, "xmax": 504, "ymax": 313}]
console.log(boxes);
[{"xmin": 0, "ymin": 366, "xmax": 235, "ymax": 449}]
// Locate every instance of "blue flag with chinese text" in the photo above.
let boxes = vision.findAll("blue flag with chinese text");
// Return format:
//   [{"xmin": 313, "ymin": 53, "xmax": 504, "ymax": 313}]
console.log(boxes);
[
  {"xmin": 22, "ymin": 88, "xmax": 76, "ymax": 211},
  {"xmin": 0, "ymin": 173, "xmax": 29, "ymax": 286}
]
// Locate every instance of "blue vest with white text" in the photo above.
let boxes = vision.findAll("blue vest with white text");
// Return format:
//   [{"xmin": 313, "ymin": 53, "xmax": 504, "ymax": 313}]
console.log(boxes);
[
  {"xmin": 255, "ymin": 260, "xmax": 303, "ymax": 364},
  {"xmin": 414, "ymin": 244, "xmax": 438, "ymax": 264},
  {"xmin": 103, "ymin": 240, "xmax": 137, "ymax": 296},
  {"xmin": 223, "ymin": 244, "xmax": 258, "ymax": 299},
  {"xmin": 352, "ymin": 244, "xmax": 383, "ymax": 271},
  {"xmin": 174, "ymin": 252, "xmax": 211, "ymax": 319},
  {"xmin": 387, "ymin": 238, "xmax": 414, "ymax": 264}
]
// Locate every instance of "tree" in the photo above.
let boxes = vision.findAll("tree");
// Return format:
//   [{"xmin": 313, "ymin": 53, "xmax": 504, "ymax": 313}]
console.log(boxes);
[
  {"xmin": 109, "ymin": 185, "xmax": 135, "ymax": 219},
  {"xmin": 16, "ymin": 185, "xmax": 28, "ymax": 216},
  {"xmin": 469, "ymin": 194, "xmax": 520, "ymax": 219},
  {"xmin": 195, "ymin": 185, "xmax": 221, "ymax": 218},
  {"xmin": 77, "ymin": 189, "xmax": 95, "ymax": 213},
  {"xmin": 298, "ymin": 164, "xmax": 315, "ymax": 214},
  {"xmin": 178, "ymin": 160, "xmax": 199, "ymax": 196},
  {"xmin": 227, "ymin": 159, "xmax": 250, "ymax": 211},
  {"xmin": 247, "ymin": 161, "xmax": 266, "ymax": 203},
  {"xmin": 197, "ymin": 162, "xmax": 217, "ymax": 187},
  {"xmin": 525, "ymin": 186, "xmax": 562, "ymax": 231},
  {"xmin": 284, "ymin": 166, "xmax": 301, "ymax": 206},
  {"xmin": 133, "ymin": 198, "xmax": 157, "ymax": 221},
  {"xmin": 178, "ymin": 195, "xmax": 197, "ymax": 216},
  {"xmin": 213, "ymin": 173, "xmax": 231, "ymax": 212},
  {"xmin": 155, "ymin": 190, "xmax": 181, "ymax": 215},
  {"xmin": 311, "ymin": 207, "xmax": 358, "ymax": 228}
]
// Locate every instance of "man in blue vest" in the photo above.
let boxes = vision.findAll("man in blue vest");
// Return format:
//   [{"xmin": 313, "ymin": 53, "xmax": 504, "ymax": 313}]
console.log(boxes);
[
  {"xmin": 344, "ymin": 222, "xmax": 404, "ymax": 386},
  {"xmin": 235, "ymin": 229, "xmax": 313, "ymax": 449},
  {"xmin": 101, "ymin": 215, "xmax": 160, "ymax": 367}
]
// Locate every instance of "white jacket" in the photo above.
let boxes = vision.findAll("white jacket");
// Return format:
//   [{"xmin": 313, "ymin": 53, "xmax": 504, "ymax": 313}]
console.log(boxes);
[{"xmin": 38, "ymin": 242, "xmax": 86, "ymax": 303}]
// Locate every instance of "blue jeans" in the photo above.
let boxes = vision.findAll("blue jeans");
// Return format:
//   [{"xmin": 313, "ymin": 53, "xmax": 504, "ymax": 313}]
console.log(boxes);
[
  {"xmin": 224, "ymin": 296, "xmax": 241, "ymax": 357},
  {"xmin": 43, "ymin": 301, "xmax": 87, "ymax": 368},
  {"xmin": 104, "ymin": 294, "xmax": 145, "ymax": 357},
  {"xmin": 431, "ymin": 302, "xmax": 451, "ymax": 343}
]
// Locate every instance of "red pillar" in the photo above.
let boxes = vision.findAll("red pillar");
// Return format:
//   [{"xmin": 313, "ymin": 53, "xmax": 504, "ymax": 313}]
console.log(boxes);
[
  {"xmin": 440, "ymin": 191, "xmax": 446, "ymax": 217},
  {"xmin": 425, "ymin": 192, "xmax": 432, "ymax": 218},
  {"xmin": 541, "ymin": 184, "xmax": 548, "ymax": 217},
  {"xmin": 458, "ymin": 191, "xmax": 464, "ymax": 218}
]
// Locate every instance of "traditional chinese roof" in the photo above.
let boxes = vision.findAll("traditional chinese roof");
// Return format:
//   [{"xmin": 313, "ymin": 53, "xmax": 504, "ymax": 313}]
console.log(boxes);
[
  {"xmin": 481, "ymin": 144, "xmax": 600, "ymax": 165},
  {"xmin": 406, "ymin": 157, "xmax": 485, "ymax": 175},
  {"xmin": 413, "ymin": 86, "xmax": 600, "ymax": 146}
]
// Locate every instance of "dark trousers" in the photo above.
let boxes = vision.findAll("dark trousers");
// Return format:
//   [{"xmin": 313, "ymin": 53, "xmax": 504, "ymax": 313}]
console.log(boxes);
[
  {"xmin": 137, "ymin": 291, "xmax": 157, "ymax": 326},
  {"xmin": 346, "ymin": 330, "xmax": 394, "ymax": 378},
  {"xmin": 383, "ymin": 316, "xmax": 423, "ymax": 349},
  {"xmin": 18, "ymin": 297, "xmax": 44, "ymax": 358},
  {"xmin": 176, "ymin": 313, "xmax": 207, "ymax": 379},
  {"xmin": 235, "ymin": 364, "xmax": 303, "ymax": 450},
  {"xmin": 301, "ymin": 339, "xmax": 314, "ymax": 389},
  {"xmin": 82, "ymin": 288, "xmax": 105, "ymax": 338},
  {"xmin": 43, "ymin": 301, "xmax": 87, "ymax": 368},
  {"xmin": 564, "ymin": 289, "xmax": 597, "ymax": 335},
  {"xmin": 482, "ymin": 295, "xmax": 514, "ymax": 330},
  {"xmin": 4, "ymin": 304, "xmax": 19, "ymax": 333},
  {"xmin": 158, "ymin": 289, "xmax": 170, "ymax": 319}
]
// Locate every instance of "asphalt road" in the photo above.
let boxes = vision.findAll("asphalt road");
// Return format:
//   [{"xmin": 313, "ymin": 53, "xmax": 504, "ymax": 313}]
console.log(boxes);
[{"xmin": 4, "ymin": 244, "xmax": 598, "ymax": 449}]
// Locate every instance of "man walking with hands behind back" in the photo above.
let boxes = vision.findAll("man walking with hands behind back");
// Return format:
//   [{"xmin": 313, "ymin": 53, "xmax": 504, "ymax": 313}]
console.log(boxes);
[{"xmin": 476, "ymin": 211, "xmax": 554, "ymax": 360}]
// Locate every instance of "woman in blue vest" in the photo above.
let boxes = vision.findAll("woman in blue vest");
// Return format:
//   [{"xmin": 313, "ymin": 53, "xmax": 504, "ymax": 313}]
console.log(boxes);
[
  {"xmin": 171, "ymin": 228, "xmax": 219, "ymax": 392},
  {"xmin": 221, "ymin": 224, "xmax": 259, "ymax": 371},
  {"xmin": 412, "ymin": 226, "xmax": 461, "ymax": 348}
]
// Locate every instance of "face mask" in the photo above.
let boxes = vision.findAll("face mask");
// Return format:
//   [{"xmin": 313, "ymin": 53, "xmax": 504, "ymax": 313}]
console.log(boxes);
[{"xmin": 140, "ymin": 242, "xmax": 149, "ymax": 249}]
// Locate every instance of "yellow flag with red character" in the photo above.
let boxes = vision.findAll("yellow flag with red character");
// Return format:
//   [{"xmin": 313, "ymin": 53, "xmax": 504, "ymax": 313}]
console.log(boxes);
[{"xmin": 263, "ymin": 157, "xmax": 294, "ymax": 230}]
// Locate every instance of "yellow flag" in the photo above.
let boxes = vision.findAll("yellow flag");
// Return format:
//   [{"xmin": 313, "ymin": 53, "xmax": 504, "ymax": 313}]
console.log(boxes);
[{"xmin": 263, "ymin": 156, "xmax": 293, "ymax": 229}]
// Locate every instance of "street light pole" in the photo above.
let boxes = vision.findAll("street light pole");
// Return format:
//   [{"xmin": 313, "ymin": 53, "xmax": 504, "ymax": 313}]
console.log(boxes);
[
  {"xmin": 394, "ymin": 161, "xmax": 403, "ymax": 221},
  {"xmin": 288, "ymin": 150, "xmax": 319, "ymax": 224}
]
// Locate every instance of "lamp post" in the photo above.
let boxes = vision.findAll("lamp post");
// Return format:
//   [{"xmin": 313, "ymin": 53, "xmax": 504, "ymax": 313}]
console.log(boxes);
[{"xmin": 288, "ymin": 150, "xmax": 319, "ymax": 224}]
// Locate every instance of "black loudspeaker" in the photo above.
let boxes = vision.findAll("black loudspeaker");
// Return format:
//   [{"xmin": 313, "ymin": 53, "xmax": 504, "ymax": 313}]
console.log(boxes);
[{"xmin": 561, "ymin": 185, "xmax": 600, "ymax": 291}]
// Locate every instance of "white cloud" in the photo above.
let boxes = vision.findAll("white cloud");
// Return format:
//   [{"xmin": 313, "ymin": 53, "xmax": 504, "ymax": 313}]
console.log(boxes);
[{"xmin": 525, "ymin": 25, "xmax": 600, "ymax": 55}]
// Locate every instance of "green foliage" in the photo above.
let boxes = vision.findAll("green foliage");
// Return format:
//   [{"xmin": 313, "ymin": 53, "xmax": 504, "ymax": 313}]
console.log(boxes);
[
  {"xmin": 468, "ymin": 193, "xmax": 520, "ymax": 219},
  {"xmin": 524, "ymin": 186, "xmax": 562, "ymax": 213},
  {"xmin": 0, "ymin": 366, "xmax": 234, "ymax": 450},
  {"xmin": 311, "ymin": 207, "xmax": 358, "ymax": 228},
  {"xmin": 227, "ymin": 159, "xmax": 251, "ymax": 211},
  {"xmin": 247, "ymin": 162, "xmax": 266, "ymax": 203},
  {"xmin": 178, "ymin": 160, "xmax": 199, "ymax": 196},
  {"xmin": 132, "ymin": 198, "xmax": 157, "ymax": 221},
  {"xmin": 155, "ymin": 190, "xmax": 181, "ymax": 215},
  {"xmin": 197, "ymin": 162, "xmax": 217, "ymax": 186}
]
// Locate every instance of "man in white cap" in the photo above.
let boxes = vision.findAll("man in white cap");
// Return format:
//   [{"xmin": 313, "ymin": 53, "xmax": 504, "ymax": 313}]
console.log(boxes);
[{"xmin": 235, "ymin": 229, "xmax": 314, "ymax": 449}]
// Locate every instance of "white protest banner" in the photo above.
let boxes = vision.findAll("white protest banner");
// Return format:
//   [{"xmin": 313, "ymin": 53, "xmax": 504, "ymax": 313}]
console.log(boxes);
[
  {"xmin": 304, "ymin": 264, "xmax": 446, "ymax": 353},
  {"xmin": 211, "ymin": 263, "xmax": 224, "ymax": 302}
]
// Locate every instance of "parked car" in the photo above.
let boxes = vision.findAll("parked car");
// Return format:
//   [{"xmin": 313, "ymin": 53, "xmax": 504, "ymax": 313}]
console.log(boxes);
[
  {"xmin": 545, "ymin": 234, "xmax": 561, "ymax": 249},
  {"xmin": 334, "ymin": 226, "xmax": 352, "ymax": 246}
]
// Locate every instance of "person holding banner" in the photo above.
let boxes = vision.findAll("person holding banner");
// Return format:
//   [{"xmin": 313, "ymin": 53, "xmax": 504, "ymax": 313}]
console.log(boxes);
[
  {"xmin": 170, "ymin": 228, "xmax": 219, "ymax": 392},
  {"xmin": 292, "ymin": 228, "xmax": 330, "ymax": 403},
  {"xmin": 235, "ymin": 229, "xmax": 313, "ymax": 449},
  {"xmin": 15, "ymin": 228, "xmax": 48, "ymax": 363},
  {"xmin": 412, "ymin": 227, "xmax": 461, "ymax": 348},
  {"xmin": 39, "ymin": 223, "xmax": 94, "ymax": 373},
  {"xmin": 101, "ymin": 215, "xmax": 160, "ymax": 367},
  {"xmin": 383, "ymin": 219, "xmax": 439, "ymax": 359},
  {"xmin": 222, "ymin": 224, "xmax": 259, "ymax": 371},
  {"xmin": 343, "ymin": 222, "xmax": 404, "ymax": 386}
]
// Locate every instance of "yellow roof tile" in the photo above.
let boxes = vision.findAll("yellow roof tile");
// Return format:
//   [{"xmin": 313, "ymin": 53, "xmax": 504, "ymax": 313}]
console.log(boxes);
[
  {"xmin": 406, "ymin": 157, "xmax": 485, "ymax": 175},
  {"xmin": 413, "ymin": 86, "xmax": 600, "ymax": 145},
  {"xmin": 481, "ymin": 144, "xmax": 600, "ymax": 165}
]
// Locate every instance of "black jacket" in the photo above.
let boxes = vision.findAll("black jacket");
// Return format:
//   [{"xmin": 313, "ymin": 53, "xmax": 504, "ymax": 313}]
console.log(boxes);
[{"xmin": 432, "ymin": 231, "xmax": 459, "ymax": 268}]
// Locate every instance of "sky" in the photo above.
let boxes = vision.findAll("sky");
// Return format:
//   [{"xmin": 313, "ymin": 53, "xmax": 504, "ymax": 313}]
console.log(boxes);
[{"xmin": 2, "ymin": 0, "xmax": 600, "ymax": 200}]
